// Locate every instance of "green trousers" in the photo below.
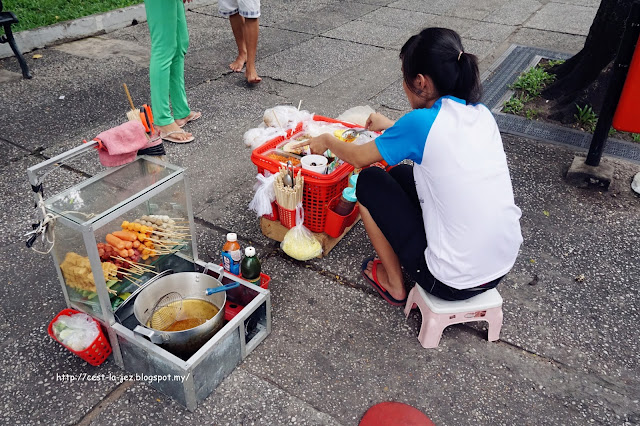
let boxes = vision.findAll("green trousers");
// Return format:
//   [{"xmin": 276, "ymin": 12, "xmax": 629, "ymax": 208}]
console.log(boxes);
[{"xmin": 144, "ymin": 0, "xmax": 191, "ymax": 126}]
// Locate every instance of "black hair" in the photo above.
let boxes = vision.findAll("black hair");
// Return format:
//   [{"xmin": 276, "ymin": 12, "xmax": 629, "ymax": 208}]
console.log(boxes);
[{"xmin": 400, "ymin": 27, "xmax": 482, "ymax": 104}]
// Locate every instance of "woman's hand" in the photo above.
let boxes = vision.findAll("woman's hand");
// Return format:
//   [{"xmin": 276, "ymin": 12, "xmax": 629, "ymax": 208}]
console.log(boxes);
[
  {"xmin": 365, "ymin": 112, "xmax": 395, "ymax": 132},
  {"xmin": 291, "ymin": 134, "xmax": 330, "ymax": 155}
]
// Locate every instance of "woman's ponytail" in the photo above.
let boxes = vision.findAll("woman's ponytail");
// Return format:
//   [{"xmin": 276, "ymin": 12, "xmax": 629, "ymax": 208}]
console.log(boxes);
[
  {"xmin": 454, "ymin": 51, "xmax": 482, "ymax": 104},
  {"xmin": 400, "ymin": 28, "xmax": 483, "ymax": 104}
]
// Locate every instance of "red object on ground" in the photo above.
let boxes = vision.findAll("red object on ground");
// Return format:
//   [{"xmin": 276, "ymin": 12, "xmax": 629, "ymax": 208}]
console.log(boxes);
[
  {"xmin": 47, "ymin": 308, "xmax": 112, "ymax": 366},
  {"xmin": 613, "ymin": 35, "xmax": 640, "ymax": 133},
  {"xmin": 359, "ymin": 402, "xmax": 435, "ymax": 426}
]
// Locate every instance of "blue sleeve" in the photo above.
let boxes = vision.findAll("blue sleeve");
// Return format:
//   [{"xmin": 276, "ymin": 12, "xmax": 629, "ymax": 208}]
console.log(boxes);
[{"xmin": 374, "ymin": 104, "xmax": 441, "ymax": 166}]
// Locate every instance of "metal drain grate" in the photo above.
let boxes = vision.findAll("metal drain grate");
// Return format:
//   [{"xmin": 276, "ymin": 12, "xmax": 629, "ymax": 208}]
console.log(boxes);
[{"xmin": 483, "ymin": 45, "xmax": 640, "ymax": 164}]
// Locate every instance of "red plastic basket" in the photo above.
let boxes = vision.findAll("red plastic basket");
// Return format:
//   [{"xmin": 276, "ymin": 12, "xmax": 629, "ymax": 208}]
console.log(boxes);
[
  {"xmin": 47, "ymin": 308, "xmax": 112, "ymax": 366},
  {"xmin": 277, "ymin": 204, "xmax": 296, "ymax": 229},
  {"xmin": 251, "ymin": 115, "xmax": 357, "ymax": 233},
  {"xmin": 324, "ymin": 196, "xmax": 360, "ymax": 238}
]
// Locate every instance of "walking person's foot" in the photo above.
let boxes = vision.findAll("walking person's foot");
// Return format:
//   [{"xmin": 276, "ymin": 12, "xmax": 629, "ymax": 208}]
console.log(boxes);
[
  {"xmin": 246, "ymin": 65, "xmax": 262, "ymax": 84},
  {"xmin": 230, "ymin": 54, "xmax": 246, "ymax": 72}
]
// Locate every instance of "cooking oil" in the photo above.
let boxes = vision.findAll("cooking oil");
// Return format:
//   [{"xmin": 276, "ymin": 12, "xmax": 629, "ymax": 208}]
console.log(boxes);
[{"xmin": 148, "ymin": 299, "xmax": 219, "ymax": 332}]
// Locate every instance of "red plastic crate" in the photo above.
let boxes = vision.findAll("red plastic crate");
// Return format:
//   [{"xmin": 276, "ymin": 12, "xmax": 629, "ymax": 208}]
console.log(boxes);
[
  {"xmin": 324, "ymin": 196, "xmax": 360, "ymax": 238},
  {"xmin": 251, "ymin": 115, "xmax": 357, "ymax": 233},
  {"xmin": 47, "ymin": 308, "xmax": 112, "ymax": 366}
]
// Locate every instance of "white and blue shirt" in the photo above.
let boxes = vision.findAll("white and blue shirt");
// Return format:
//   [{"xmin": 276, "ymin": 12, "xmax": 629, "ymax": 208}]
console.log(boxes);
[{"xmin": 375, "ymin": 96, "xmax": 523, "ymax": 289}]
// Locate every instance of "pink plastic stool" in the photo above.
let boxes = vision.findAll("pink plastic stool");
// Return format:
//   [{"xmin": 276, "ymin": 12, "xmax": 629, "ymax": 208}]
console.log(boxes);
[{"xmin": 404, "ymin": 285, "xmax": 503, "ymax": 348}]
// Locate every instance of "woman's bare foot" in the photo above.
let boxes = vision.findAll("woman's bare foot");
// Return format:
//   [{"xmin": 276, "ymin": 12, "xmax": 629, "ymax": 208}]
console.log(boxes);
[
  {"xmin": 156, "ymin": 122, "xmax": 193, "ymax": 143},
  {"xmin": 363, "ymin": 260, "xmax": 406, "ymax": 301},
  {"xmin": 246, "ymin": 64, "xmax": 262, "ymax": 84},
  {"xmin": 230, "ymin": 55, "xmax": 246, "ymax": 72}
]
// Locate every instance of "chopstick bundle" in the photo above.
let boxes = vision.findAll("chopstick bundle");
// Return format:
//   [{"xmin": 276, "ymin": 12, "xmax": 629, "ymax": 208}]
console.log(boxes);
[{"xmin": 274, "ymin": 167, "xmax": 304, "ymax": 210}]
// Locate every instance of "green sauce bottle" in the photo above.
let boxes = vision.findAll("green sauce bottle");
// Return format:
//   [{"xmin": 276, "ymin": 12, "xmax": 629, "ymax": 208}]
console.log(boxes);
[{"xmin": 241, "ymin": 247, "xmax": 261, "ymax": 285}]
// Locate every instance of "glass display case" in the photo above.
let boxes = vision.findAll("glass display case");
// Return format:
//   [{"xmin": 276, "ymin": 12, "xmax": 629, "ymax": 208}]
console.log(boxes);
[{"xmin": 27, "ymin": 147, "xmax": 197, "ymax": 325}]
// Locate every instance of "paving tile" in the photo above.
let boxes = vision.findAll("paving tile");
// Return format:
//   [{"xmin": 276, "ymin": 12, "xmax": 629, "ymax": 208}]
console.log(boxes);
[
  {"xmin": 323, "ymin": 20, "xmax": 415, "ymax": 49},
  {"xmin": 484, "ymin": 0, "xmax": 543, "ymax": 26},
  {"xmin": 524, "ymin": 2, "xmax": 598, "ymax": 36},
  {"xmin": 256, "ymin": 37, "xmax": 383, "ymax": 87},
  {"xmin": 509, "ymin": 27, "xmax": 587, "ymax": 55}
]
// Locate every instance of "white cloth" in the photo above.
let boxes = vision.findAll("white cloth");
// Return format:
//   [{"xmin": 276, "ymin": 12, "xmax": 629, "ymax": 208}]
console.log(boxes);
[{"xmin": 218, "ymin": 0, "xmax": 260, "ymax": 17}]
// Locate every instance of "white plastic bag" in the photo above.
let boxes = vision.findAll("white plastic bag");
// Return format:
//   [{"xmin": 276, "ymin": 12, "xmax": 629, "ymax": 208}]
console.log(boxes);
[
  {"xmin": 263, "ymin": 105, "xmax": 313, "ymax": 129},
  {"xmin": 52, "ymin": 313, "xmax": 99, "ymax": 352},
  {"xmin": 243, "ymin": 125, "xmax": 286, "ymax": 150},
  {"xmin": 336, "ymin": 105, "xmax": 376, "ymax": 127},
  {"xmin": 248, "ymin": 172, "xmax": 277, "ymax": 217},
  {"xmin": 281, "ymin": 204, "xmax": 322, "ymax": 261}
]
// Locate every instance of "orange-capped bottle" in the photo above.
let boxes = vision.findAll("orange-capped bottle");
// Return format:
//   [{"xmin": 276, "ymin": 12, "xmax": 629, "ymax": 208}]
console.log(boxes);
[{"xmin": 221, "ymin": 233, "xmax": 241, "ymax": 275}]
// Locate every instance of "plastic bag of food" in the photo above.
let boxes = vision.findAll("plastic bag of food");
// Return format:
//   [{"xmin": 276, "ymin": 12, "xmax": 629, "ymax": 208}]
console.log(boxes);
[
  {"xmin": 52, "ymin": 313, "xmax": 99, "ymax": 352},
  {"xmin": 263, "ymin": 105, "xmax": 313, "ymax": 129},
  {"xmin": 336, "ymin": 105, "xmax": 376, "ymax": 127},
  {"xmin": 248, "ymin": 171, "xmax": 277, "ymax": 217},
  {"xmin": 243, "ymin": 125, "xmax": 286, "ymax": 150},
  {"xmin": 281, "ymin": 204, "xmax": 322, "ymax": 261}
]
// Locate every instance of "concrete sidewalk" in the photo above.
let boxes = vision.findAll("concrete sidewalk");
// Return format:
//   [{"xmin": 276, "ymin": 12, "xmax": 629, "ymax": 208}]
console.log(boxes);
[{"xmin": 1, "ymin": 0, "xmax": 639, "ymax": 425}]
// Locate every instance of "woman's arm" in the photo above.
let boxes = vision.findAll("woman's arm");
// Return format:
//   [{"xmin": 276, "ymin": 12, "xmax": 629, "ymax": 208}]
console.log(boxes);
[{"xmin": 296, "ymin": 133, "xmax": 384, "ymax": 169}]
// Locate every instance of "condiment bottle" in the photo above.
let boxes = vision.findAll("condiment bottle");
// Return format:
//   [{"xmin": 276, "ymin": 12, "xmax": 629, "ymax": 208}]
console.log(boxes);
[
  {"xmin": 241, "ymin": 247, "xmax": 261, "ymax": 285},
  {"xmin": 332, "ymin": 186, "xmax": 357, "ymax": 216},
  {"xmin": 222, "ymin": 233, "xmax": 242, "ymax": 275}
]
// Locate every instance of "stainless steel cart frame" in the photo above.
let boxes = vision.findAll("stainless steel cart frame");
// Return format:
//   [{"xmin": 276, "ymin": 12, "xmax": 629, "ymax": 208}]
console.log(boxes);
[{"xmin": 27, "ymin": 142, "xmax": 271, "ymax": 410}]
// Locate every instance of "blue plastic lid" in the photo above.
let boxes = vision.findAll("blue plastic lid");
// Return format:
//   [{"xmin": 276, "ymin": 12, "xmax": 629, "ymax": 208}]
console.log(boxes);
[
  {"xmin": 349, "ymin": 173, "xmax": 359, "ymax": 188},
  {"xmin": 342, "ymin": 186, "xmax": 357, "ymax": 202}
]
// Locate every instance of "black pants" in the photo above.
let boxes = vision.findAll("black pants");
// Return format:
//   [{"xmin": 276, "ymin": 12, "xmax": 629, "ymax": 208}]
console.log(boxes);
[{"xmin": 356, "ymin": 164, "xmax": 501, "ymax": 301}]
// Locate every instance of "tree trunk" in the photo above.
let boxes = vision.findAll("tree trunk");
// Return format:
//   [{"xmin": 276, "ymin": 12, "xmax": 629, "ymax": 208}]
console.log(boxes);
[{"xmin": 542, "ymin": 0, "xmax": 635, "ymax": 122}]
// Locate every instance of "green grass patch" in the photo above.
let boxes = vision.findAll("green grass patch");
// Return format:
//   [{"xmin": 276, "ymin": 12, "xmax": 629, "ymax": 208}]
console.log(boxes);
[
  {"xmin": 3, "ymin": 0, "xmax": 143, "ymax": 33},
  {"xmin": 574, "ymin": 104, "xmax": 598, "ymax": 132},
  {"xmin": 509, "ymin": 66, "xmax": 556, "ymax": 98}
]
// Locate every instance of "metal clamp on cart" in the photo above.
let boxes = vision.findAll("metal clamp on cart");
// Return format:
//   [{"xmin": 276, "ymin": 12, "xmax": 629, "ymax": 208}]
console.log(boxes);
[{"xmin": 26, "ymin": 142, "xmax": 271, "ymax": 411}]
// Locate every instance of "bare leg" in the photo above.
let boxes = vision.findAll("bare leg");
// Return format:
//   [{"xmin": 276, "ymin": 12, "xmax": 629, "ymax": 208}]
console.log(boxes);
[
  {"xmin": 228, "ymin": 13, "xmax": 246, "ymax": 72},
  {"xmin": 360, "ymin": 205, "xmax": 406, "ymax": 301},
  {"xmin": 243, "ymin": 17, "xmax": 261, "ymax": 83}
]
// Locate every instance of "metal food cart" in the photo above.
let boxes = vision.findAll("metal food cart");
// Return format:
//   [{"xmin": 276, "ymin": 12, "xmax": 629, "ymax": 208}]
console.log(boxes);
[{"xmin": 27, "ymin": 142, "xmax": 271, "ymax": 410}]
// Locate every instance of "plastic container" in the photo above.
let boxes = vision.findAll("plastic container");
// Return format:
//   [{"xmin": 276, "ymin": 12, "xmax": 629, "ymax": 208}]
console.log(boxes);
[
  {"xmin": 222, "ymin": 233, "xmax": 241, "ymax": 275},
  {"xmin": 332, "ymin": 186, "xmax": 357, "ymax": 216},
  {"xmin": 262, "ymin": 149, "xmax": 302, "ymax": 167},
  {"xmin": 251, "ymin": 116, "xmax": 356, "ymax": 232},
  {"xmin": 301, "ymin": 154, "xmax": 328, "ymax": 174},
  {"xmin": 324, "ymin": 195, "xmax": 360, "ymax": 238},
  {"xmin": 47, "ymin": 308, "xmax": 112, "ymax": 366}
]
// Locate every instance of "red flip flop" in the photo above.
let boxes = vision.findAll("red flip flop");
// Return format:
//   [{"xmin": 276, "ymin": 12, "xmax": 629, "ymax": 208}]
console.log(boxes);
[{"xmin": 360, "ymin": 256, "xmax": 407, "ymax": 307}]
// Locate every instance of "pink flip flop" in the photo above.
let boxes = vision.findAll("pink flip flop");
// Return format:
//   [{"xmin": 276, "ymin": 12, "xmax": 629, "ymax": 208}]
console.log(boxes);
[
  {"xmin": 160, "ymin": 130, "xmax": 195, "ymax": 144},
  {"xmin": 360, "ymin": 256, "xmax": 407, "ymax": 307}
]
